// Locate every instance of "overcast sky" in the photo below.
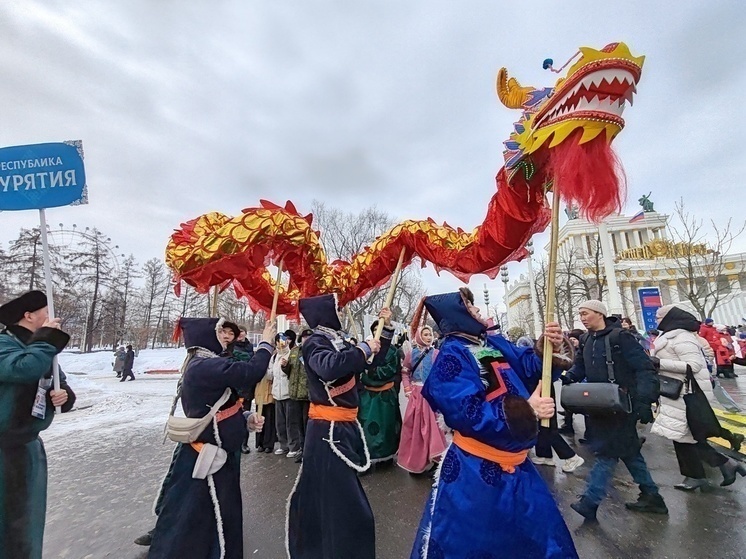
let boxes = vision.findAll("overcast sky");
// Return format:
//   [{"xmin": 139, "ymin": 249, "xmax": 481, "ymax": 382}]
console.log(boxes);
[{"xmin": 1, "ymin": 1, "xmax": 744, "ymax": 313}]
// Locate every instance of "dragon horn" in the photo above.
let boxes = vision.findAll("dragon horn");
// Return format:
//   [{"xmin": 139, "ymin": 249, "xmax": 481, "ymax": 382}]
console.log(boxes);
[{"xmin": 496, "ymin": 68, "xmax": 535, "ymax": 109}]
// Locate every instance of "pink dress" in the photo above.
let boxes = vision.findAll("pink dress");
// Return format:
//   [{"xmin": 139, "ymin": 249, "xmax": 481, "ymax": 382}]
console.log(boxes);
[{"xmin": 397, "ymin": 345, "xmax": 447, "ymax": 473}]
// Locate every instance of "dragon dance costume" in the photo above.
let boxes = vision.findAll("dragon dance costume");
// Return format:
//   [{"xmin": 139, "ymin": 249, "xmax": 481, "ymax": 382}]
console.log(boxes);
[
  {"xmin": 410, "ymin": 291, "xmax": 578, "ymax": 559},
  {"xmin": 149, "ymin": 318, "xmax": 272, "ymax": 559},
  {"xmin": 287, "ymin": 295, "xmax": 393, "ymax": 559}
]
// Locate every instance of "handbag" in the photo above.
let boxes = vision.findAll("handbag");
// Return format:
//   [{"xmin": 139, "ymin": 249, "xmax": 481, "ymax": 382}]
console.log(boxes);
[
  {"xmin": 658, "ymin": 374, "xmax": 684, "ymax": 400},
  {"xmin": 166, "ymin": 387, "xmax": 232, "ymax": 443},
  {"xmin": 683, "ymin": 366, "xmax": 722, "ymax": 442},
  {"xmin": 560, "ymin": 334, "xmax": 632, "ymax": 415}
]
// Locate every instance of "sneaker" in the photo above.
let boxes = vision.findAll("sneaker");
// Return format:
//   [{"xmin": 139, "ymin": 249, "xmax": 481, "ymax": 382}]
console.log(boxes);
[
  {"xmin": 264, "ymin": 447, "xmax": 272, "ymax": 453},
  {"xmin": 240, "ymin": 443, "xmax": 251, "ymax": 455},
  {"xmin": 625, "ymin": 493, "xmax": 668, "ymax": 515},
  {"xmin": 530, "ymin": 456, "xmax": 555, "ymax": 467},
  {"xmin": 294, "ymin": 452, "xmax": 303, "ymax": 464},
  {"xmin": 134, "ymin": 530, "xmax": 154, "ymax": 546},
  {"xmin": 561, "ymin": 454, "xmax": 585, "ymax": 473},
  {"xmin": 274, "ymin": 448, "xmax": 288, "ymax": 455},
  {"xmin": 570, "ymin": 496, "xmax": 598, "ymax": 521},
  {"xmin": 287, "ymin": 450, "xmax": 301, "ymax": 458}
]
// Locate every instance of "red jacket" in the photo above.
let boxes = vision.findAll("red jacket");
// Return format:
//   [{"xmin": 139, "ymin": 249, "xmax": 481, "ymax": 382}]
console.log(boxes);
[
  {"xmin": 714, "ymin": 336, "xmax": 735, "ymax": 367},
  {"xmin": 698, "ymin": 323, "xmax": 720, "ymax": 346}
]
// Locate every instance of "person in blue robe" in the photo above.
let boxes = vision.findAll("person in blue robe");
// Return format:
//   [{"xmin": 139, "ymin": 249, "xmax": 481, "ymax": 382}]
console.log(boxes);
[
  {"xmin": 148, "ymin": 317, "xmax": 275, "ymax": 559},
  {"xmin": 410, "ymin": 288, "xmax": 579, "ymax": 559},
  {"xmin": 287, "ymin": 294, "xmax": 394, "ymax": 559}
]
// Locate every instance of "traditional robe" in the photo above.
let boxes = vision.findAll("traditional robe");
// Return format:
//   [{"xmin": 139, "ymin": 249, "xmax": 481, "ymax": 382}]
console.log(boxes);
[
  {"xmin": 149, "ymin": 341, "xmax": 272, "ymax": 559},
  {"xmin": 410, "ymin": 292, "xmax": 578, "ymax": 559},
  {"xmin": 358, "ymin": 345, "xmax": 402, "ymax": 462},
  {"xmin": 288, "ymin": 295, "xmax": 393, "ymax": 559},
  {"xmin": 0, "ymin": 324, "xmax": 74, "ymax": 559}
]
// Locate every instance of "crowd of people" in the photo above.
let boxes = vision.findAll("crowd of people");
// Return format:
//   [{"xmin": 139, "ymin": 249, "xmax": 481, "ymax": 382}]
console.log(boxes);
[{"xmin": 1, "ymin": 286, "xmax": 745, "ymax": 559}]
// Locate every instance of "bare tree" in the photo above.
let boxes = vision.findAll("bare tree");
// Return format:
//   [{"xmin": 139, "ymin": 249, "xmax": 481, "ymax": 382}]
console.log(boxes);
[
  {"xmin": 311, "ymin": 200, "xmax": 426, "ymax": 333},
  {"xmin": 668, "ymin": 199, "xmax": 745, "ymax": 320}
]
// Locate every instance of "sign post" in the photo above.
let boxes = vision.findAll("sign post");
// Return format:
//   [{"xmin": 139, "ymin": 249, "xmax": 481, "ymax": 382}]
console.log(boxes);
[
  {"xmin": 0, "ymin": 141, "xmax": 88, "ymax": 411},
  {"xmin": 637, "ymin": 286, "xmax": 662, "ymax": 333}
]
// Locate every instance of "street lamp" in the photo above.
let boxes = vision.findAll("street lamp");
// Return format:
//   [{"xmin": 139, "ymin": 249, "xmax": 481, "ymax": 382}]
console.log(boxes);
[
  {"xmin": 526, "ymin": 241, "xmax": 541, "ymax": 339},
  {"xmin": 500, "ymin": 265, "xmax": 510, "ymax": 330}
]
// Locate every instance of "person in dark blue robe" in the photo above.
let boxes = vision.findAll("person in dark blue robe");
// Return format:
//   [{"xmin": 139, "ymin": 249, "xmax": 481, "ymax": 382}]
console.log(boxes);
[
  {"xmin": 287, "ymin": 294, "xmax": 393, "ymax": 559},
  {"xmin": 148, "ymin": 317, "xmax": 275, "ymax": 559},
  {"xmin": 410, "ymin": 288, "xmax": 579, "ymax": 559}
]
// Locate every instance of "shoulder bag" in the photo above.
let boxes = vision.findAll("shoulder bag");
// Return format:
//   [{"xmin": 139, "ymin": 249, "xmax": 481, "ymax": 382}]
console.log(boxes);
[
  {"xmin": 560, "ymin": 333, "xmax": 632, "ymax": 415},
  {"xmin": 166, "ymin": 387, "xmax": 232, "ymax": 443},
  {"xmin": 683, "ymin": 365, "xmax": 722, "ymax": 441}
]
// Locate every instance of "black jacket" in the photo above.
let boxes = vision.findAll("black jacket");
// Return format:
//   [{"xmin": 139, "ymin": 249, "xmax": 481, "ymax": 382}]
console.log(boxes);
[
  {"xmin": 567, "ymin": 317, "xmax": 658, "ymax": 458},
  {"xmin": 123, "ymin": 349, "xmax": 135, "ymax": 370}
]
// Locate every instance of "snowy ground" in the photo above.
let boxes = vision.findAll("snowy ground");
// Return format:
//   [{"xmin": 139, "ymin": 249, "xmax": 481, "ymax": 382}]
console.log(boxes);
[{"xmin": 46, "ymin": 348, "xmax": 186, "ymax": 442}]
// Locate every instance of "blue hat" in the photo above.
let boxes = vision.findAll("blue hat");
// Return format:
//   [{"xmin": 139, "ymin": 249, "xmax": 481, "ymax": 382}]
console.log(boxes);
[
  {"xmin": 299, "ymin": 294, "xmax": 342, "ymax": 331},
  {"xmin": 424, "ymin": 291, "xmax": 486, "ymax": 338},
  {"xmin": 178, "ymin": 317, "xmax": 223, "ymax": 354},
  {"xmin": 705, "ymin": 318, "xmax": 714, "ymax": 324}
]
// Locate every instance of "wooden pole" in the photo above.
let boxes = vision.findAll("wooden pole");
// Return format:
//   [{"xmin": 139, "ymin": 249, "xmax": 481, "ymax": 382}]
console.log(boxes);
[
  {"xmin": 39, "ymin": 209, "xmax": 61, "ymax": 413},
  {"xmin": 540, "ymin": 184, "xmax": 561, "ymax": 427},
  {"xmin": 211, "ymin": 287, "xmax": 219, "ymax": 318},
  {"xmin": 373, "ymin": 247, "xmax": 406, "ymax": 341},
  {"xmin": 258, "ymin": 257, "xmax": 284, "ymax": 419},
  {"xmin": 346, "ymin": 306, "xmax": 360, "ymax": 341},
  {"xmin": 269, "ymin": 257, "xmax": 284, "ymax": 323}
]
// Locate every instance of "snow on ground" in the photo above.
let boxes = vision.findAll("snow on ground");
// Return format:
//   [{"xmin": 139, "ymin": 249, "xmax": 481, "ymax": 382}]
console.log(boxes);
[{"xmin": 45, "ymin": 348, "xmax": 187, "ymax": 443}]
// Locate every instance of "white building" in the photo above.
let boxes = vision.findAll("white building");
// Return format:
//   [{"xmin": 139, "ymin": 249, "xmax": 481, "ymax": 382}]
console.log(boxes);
[{"xmin": 506, "ymin": 211, "xmax": 746, "ymax": 334}]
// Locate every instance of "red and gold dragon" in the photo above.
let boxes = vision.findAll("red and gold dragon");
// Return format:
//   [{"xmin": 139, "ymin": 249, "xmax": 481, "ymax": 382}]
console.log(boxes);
[{"xmin": 166, "ymin": 42, "xmax": 644, "ymax": 316}]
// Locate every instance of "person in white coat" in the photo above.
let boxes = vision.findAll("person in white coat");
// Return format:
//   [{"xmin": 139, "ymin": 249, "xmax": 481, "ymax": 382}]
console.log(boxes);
[{"xmin": 650, "ymin": 304, "xmax": 746, "ymax": 491}]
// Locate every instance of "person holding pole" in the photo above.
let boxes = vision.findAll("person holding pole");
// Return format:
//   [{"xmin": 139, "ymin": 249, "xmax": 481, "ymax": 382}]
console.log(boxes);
[
  {"xmin": 0, "ymin": 290, "xmax": 76, "ymax": 559},
  {"xmin": 287, "ymin": 294, "xmax": 394, "ymax": 559},
  {"xmin": 409, "ymin": 288, "xmax": 578, "ymax": 559}
]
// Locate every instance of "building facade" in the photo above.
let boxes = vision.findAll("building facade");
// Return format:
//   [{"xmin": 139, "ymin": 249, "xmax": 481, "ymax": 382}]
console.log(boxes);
[{"xmin": 506, "ymin": 211, "xmax": 746, "ymax": 333}]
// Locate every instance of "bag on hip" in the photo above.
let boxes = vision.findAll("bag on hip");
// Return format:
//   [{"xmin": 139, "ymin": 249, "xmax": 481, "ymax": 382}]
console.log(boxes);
[{"xmin": 166, "ymin": 388, "xmax": 232, "ymax": 443}]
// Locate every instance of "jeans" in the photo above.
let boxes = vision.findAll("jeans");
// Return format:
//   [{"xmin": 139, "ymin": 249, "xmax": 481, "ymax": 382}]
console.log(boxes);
[
  {"xmin": 276, "ymin": 399, "xmax": 303, "ymax": 452},
  {"xmin": 585, "ymin": 451, "xmax": 659, "ymax": 505}
]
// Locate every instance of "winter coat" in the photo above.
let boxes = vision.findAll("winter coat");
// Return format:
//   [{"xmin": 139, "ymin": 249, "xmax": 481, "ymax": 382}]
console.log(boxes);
[
  {"xmin": 123, "ymin": 349, "xmax": 135, "ymax": 371},
  {"xmin": 714, "ymin": 336, "xmax": 735, "ymax": 366},
  {"xmin": 286, "ymin": 346, "xmax": 308, "ymax": 401},
  {"xmin": 113, "ymin": 350, "xmax": 126, "ymax": 372},
  {"xmin": 270, "ymin": 350, "xmax": 291, "ymax": 401},
  {"xmin": 698, "ymin": 323, "xmax": 720, "ymax": 346},
  {"xmin": 566, "ymin": 317, "xmax": 659, "ymax": 458},
  {"xmin": 255, "ymin": 365, "xmax": 274, "ymax": 406},
  {"xmin": 650, "ymin": 329, "xmax": 712, "ymax": 444}
]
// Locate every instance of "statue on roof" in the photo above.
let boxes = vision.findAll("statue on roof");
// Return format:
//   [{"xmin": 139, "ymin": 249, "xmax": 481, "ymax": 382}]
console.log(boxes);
[
  {"xmin": 564, "ymin": 204, "xmax": 580, "ymax": 220},
  {"xmin": 638, "ymin": 192, "xmax": 654, "ymax": 212}
]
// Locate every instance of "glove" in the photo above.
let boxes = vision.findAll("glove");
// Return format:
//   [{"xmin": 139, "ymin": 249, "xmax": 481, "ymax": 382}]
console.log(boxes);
[
  {"xmin": 635, "ymin": 403, "xmax": 654, "ymax": 425},
  {"xmin": 560, "ymin": 374, "xmax": 574, "ymax": 386},
  {"xmin": 649, "ymin": 356, "xmax": 660, "ymax": 369}
]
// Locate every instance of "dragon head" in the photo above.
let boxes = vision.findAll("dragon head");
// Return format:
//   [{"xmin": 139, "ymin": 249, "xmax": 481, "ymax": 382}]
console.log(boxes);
[{"xmin": 498, "ymin": 42, "xmax": 644, "ymax": 185}]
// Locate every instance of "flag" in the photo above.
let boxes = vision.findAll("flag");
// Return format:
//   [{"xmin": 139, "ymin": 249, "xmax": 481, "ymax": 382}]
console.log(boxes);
[{"xmin": 629, "ymin": 210, "xmax": 645, "ymax": 223}]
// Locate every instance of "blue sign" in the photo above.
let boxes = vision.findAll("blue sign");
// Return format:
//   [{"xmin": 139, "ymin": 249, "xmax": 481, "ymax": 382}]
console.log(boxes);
[
  {"xmin": 638, "ymin": 286, "xmax": 663, "ymax": 333},
  {"xmin": 0, "ymin": 141, "xmax": 87, "ymax": 211}
]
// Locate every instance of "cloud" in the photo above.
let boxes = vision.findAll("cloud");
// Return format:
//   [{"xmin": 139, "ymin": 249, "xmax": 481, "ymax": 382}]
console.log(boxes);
[{"xmin": 0, "ymin": 1, "xmax": 743, "ymax": 309}]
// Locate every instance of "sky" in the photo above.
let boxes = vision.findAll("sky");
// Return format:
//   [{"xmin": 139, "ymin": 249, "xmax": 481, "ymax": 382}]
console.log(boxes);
[{"xmin": 1, "ymin": 1, "xmax": 744, "ymax": 315}]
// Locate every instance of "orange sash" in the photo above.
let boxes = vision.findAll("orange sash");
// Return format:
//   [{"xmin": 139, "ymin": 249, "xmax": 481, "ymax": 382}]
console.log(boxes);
[
  {"xmin": 452, "ymin": 431, "xmax": 528, "ymax": 474},
  {"xmin": 309, "ymin": 403, "xmax": 358, "ymax": 422},
  {"xmin": 190, "ymin": 397, "xmax": 244, "ymax": 454},
  {"xmin": 365, "ymin": 381, "xmax": 395, "ymax": 393}
]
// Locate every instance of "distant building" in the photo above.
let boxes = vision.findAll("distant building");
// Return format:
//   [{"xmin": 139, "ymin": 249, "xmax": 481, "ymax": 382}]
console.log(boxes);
[{"xmin": 506, "ymin": 211, "xmax": 746, "ymax": 331}]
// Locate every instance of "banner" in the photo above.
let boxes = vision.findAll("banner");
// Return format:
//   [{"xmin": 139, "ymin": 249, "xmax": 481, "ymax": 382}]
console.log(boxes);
[
  {"xmin": 0, "ymin": 141, "xmax": 87, "ymax": 210},
  {"xmin": 637, "ymin": 286, "xmax": 662, "ymax": 333}
]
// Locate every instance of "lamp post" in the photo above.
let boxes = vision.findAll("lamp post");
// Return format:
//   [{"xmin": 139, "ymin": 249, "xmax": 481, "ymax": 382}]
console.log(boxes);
[
  {"xmin": 483, "ymin": 283, "xmax": 490, "ymax": 320},
  {"xmin": 526, "ymin": 241, "xmax": 541, "ymax": 339},
  {"xmin": 500, "ymin": 265, "xmax": 510, "ymax": 330}
]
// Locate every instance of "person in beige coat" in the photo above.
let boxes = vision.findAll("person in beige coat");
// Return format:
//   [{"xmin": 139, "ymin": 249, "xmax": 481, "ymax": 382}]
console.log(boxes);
[{"xmin": 650, "ymin": 304, "xmax": 746, "ymax": 490}]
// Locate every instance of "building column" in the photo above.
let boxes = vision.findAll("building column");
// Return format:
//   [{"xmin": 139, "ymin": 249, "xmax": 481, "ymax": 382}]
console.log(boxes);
[
  {"xmin": 621, "ymin": 281, "xmax": 636, "ymax": 319},
  {"xmin": 619, "ymin": 230, "xmax": 628, "ymax": 251},
  {"xmin": 727, "ymin": 274, "xmax": 741, "ymax": 294},
  {"xmin": 668, "ymin": 280, "xmax": 680, "ymax": 304}
]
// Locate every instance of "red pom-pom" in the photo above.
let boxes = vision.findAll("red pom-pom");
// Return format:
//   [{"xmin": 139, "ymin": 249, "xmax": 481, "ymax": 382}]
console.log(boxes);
[{"xmin": 548, "ymin": 130, "xmax": 626, "ymax": 222}]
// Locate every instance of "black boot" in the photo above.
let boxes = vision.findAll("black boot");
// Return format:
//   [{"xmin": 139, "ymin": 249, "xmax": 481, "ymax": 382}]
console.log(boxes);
[
  {"xmin": 625, "ymin": 492, "xmax": 668, "ymax": 515},
  {"xmin": 719, "ymin": 460, "xmax": 746, "ymax": 487},
  {"xmin": 134, "ymin": 529, "xmax": 154, "ymax": 546},
  {"xmin": 725, "ymin": 432, "xmax": 744, "ymax": 453},
  {"xmin": 570, "ymin": 496, "xmax": 598, "ymax": 521}
]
